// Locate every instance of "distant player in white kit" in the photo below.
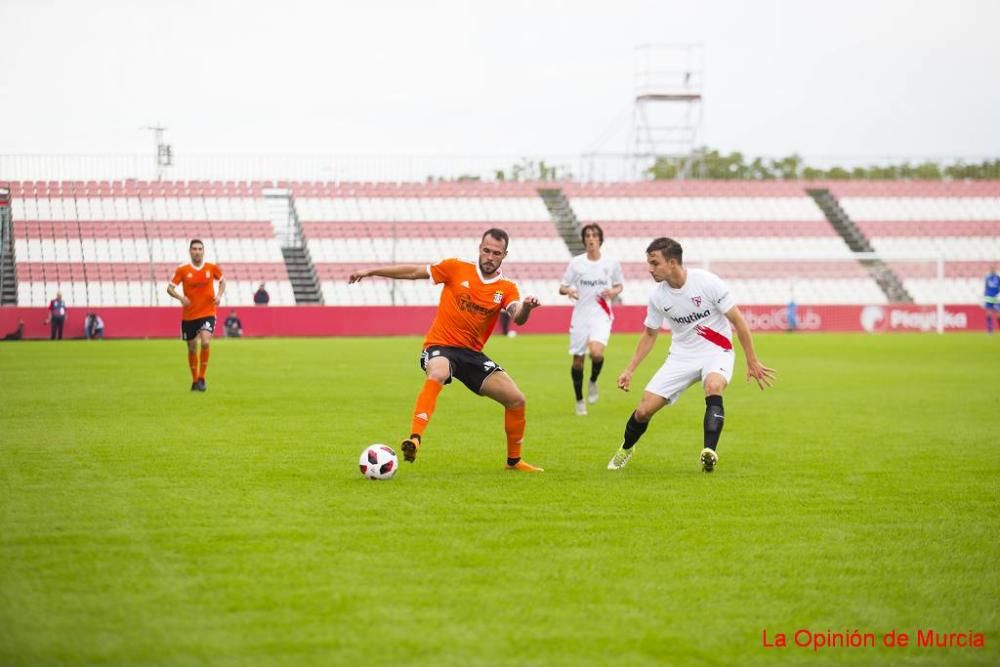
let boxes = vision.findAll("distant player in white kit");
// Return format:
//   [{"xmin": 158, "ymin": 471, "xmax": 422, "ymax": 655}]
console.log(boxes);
[
  {"xmin": 607, "ymin": 237, "xmax": 775, "ymax": 472},
  {"xmin": 559, "ymin": 224, "xmax": 624, "ymax": 415}
]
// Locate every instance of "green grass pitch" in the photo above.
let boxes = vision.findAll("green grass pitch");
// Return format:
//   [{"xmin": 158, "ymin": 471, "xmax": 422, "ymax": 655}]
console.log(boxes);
[{"xmin": 1, "ymin": 333, "xmax": 998, "ymax": 666}]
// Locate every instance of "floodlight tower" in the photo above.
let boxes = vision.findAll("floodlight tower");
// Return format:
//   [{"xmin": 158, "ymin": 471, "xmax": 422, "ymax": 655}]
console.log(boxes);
[
  {"xmin": 630, "ymin": 43, "xmax": 704, "ymax": 179},
  {"xmin": 141, "ymin": 125, "xmax": 172, "ymax": 181}
]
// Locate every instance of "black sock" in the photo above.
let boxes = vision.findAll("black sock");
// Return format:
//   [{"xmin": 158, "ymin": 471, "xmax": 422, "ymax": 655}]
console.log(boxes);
[
  {"xmin": 704, "ymin": 395, "xmax": 725, "ymax": 451},
  {"xmin": 507, "ymin": 457, "xmax": 520, "ymax": 466},
  {"xmin": 590, "ymin": 358, "xmax": 604, "ymax": 383},
  {"xmin": 571, "ymin": 366, "xmax": 584, "ymax": 401},
  {"xmin": 622, "ymin": 411, "xmax": 649, "ymax": 449}
]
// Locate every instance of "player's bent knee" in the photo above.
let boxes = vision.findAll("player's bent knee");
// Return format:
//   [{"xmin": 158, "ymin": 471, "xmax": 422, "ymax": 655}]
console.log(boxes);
[
  {"xmin": 506, "ymin": 393, "xmax": 526, "ymax": 409},
  {"xmin": 704, "ymin": 374, "xmax": 727, "ymax": 395},
  {"xmin": 634, "ymin": 406, "xmax": 656, "ymax": 422},
  {"xmin": 426, "ymin": 370, "xmax": 449, "ymax": 384}
]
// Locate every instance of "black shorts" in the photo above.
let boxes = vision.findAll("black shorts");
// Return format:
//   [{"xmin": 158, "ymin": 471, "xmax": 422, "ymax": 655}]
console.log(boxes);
[
  {"xmin": 181, "ymin": 316, "xmax": 216, "ymax": 341},
  {"xmin": 420, "ymin": 345, "xmax": 504, "ymax": 394}
]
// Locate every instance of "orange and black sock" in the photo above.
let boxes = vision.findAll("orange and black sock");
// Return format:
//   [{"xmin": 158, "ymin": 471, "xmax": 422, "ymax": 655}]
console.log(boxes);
[
  {"xmin": 410, "ymin": 378, "xmax": 443, "ymax": 439},
  {"xmin": 505, "ymin": 404, "xmax": 526, "ymax": 465},
  {"xmin": 188, "ymin": 350, "xmax": 199, "ymax": 381},
  {"xmin": 198, "ymin": 346, "xmax": 210, "ymax": 380}
]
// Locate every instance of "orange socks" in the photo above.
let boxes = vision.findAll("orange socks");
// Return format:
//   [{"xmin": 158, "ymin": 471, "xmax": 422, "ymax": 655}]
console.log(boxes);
[
  {"xmin": 407, "ymin": 380, "xmax": 529, "ymax": 464},
  {"xmin": 410, "ymin": 379, "xmax": 443, "ymax": 438},
  {"xmin": 198, "ymin": 346, "xmax": 210, "ymax": 380},
  {"xmin": 505, "ymin": 404, "xmax": 526, "ymax": 461},
  {"xmin": 188, "ymin": 350, "xmax": 199, "ymax": 381}
]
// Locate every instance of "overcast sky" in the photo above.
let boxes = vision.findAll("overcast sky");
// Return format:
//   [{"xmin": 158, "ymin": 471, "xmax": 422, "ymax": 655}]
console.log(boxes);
[{"xmin": 2, "ymin": 0, "xmax": 998, "ymax": 161}]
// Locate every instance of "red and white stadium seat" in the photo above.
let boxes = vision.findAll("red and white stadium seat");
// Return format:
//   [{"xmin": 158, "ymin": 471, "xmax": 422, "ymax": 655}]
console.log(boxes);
[
  {"xmin": 292, "ymin": 181, "xmax": 567, "ymax": 305},
  {"xmin": 829, "ymin": 181, "xmax": 1000, "ymax": 304},
  {"xmin": 7, "ymin": 179, "xmax": 997, "ymax": 308},
  {"xmin": 10, "ymin": 181, "xmax": 295, "ymax": 307},
  {"xmin": 561, "ymin": 181, "xmax": 884, "ymax": 305}
]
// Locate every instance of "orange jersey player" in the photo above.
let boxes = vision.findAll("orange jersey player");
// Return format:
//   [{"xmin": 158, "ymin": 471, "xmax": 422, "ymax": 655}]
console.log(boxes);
[
  {"xmin": 349, "ymin": 228, "xmax": 543, "ymax": 472},
  {"xmin": 166, "ymin": 239, "xmax": 226, "ymax": 392}
]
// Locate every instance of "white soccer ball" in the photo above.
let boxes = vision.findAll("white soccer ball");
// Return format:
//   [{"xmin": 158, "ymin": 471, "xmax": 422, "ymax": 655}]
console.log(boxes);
[{"xmin": 359, "ymin": 444, "xmax": 398, "ymax": 480}]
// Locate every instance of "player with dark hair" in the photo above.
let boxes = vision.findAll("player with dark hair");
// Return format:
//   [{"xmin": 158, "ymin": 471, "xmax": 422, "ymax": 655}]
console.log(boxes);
[
  {"xmin": 350, "ymin": 228, "xmax": 544, "ymax": 472},
  {"xmin": 167, "ymin": 239, "xmax": 225, "ymax": 391},
  {"xmin": 607, "ymin": 237, "xmax": 775, "ymax": 472},
  {"xmin": 559, "ymin": 223, "xmax": 624, "ymax": 415}
]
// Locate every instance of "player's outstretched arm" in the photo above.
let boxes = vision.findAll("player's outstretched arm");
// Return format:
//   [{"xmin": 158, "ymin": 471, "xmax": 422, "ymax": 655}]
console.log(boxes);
[
  {"xmin": 725, "ymin": 306, "xmax": 776, "ymax": 390},
  {"xmin": 510, "ymin": 296, "xmax": 540, "ymax": 325},
  {"xmin": 349, "ymin": 265, "xmax": 431, "ymax": 283},
  {"xmin": 618, "ymin": 326, "xmax": 659, "ymax": 392}
]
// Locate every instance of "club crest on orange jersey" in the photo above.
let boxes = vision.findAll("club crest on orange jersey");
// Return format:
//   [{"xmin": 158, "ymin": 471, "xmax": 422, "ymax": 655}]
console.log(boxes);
[{"xmin": 493, "ymin": 291, "xmax": 504, "ymax": 304}]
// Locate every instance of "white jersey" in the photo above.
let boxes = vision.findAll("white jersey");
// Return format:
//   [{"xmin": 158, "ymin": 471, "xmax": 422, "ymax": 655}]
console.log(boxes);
[
  {"xmin": 560, "ymin": 253, "xmax": 624, "ymax": 323},
  {"xmin": 644, "ymin": 268, "xmax": 737, "ymax": 357}
]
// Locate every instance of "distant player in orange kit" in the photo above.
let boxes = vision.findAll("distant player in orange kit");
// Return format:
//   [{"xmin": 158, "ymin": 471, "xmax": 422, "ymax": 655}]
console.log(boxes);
[
  {"xmin": 349, "ymin": 228, "xmax": 544, "ymax": 472},
  {"xmin": 167, "ymin": 239, "xmax": 225, "ymax": 392}
]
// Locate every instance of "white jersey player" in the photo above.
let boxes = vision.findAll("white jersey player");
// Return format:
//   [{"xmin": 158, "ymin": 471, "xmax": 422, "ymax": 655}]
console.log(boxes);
[
  {"xmin": 607, "ymin": 237, "xmax": 775, "ymax": 473},
  {"xmin": 559, "ymin": 224, "xmax": 624, "ymax": 415}
]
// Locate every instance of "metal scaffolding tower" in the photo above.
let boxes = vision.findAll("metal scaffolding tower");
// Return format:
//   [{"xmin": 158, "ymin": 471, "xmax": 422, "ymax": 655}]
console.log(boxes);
[{"xmin": 630, "ymin": 43, "xmax": 704, "ymax": 178}]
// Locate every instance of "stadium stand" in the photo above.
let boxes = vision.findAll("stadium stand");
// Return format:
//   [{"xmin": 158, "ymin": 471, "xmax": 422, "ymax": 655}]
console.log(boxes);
[
  {"xmin": 293, "ymin": 181, "xmax": 567, "ymax": 306},
  {"xmin": 829, "ymin": 181, "xmax": 1000, "ymax": 304},
  {"xmin": 4, "ymin": 179, "xmax": 996, "ymax": 308},
  {"xmin": 560, "ymin": 181, "xmax": 884, "ymax": 305},
  {"xmin": 9, "ymin": 180, "xmax": 294, "ymax": 307}
]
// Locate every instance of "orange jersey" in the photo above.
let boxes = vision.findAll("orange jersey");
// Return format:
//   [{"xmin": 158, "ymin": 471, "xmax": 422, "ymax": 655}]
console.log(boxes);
[
  {"xmin": 170, "ymin": 262, "xmax": 223, "ymax": 321},
  {"xmin": 424, "ymin": 258, "xmax": 520, "ymax": 352}
]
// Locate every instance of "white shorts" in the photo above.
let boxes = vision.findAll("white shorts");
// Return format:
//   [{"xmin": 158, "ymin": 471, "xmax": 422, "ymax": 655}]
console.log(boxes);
[
  {"xmin": 568, "ymin": 317, "xmax": 613, "ymax": 355},
  {"xmin": 644, "ymin": 350, "xmax": 735, "ymax": 405}
]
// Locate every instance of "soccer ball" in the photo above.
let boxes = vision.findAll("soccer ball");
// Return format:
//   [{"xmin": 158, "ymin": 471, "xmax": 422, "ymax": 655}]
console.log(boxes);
[{"xmin": 359, "ymin": 444, "xmax": 398, "ymax": 480}]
